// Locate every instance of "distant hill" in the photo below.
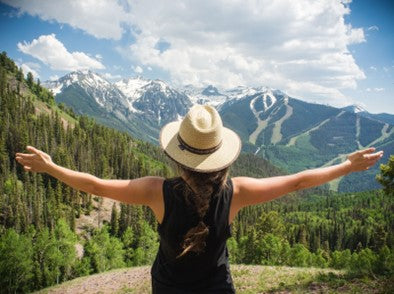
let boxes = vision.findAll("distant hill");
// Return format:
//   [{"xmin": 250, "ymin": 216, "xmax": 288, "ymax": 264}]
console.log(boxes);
[{"xmin": 220, "ymin": 91, "xmax": 394, "ymax": 192}]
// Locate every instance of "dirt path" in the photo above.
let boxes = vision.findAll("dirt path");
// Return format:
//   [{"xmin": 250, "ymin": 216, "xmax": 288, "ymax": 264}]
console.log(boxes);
[{"xmin": 36, "ymin": 267, "xmax": 151, "ymax": 294}]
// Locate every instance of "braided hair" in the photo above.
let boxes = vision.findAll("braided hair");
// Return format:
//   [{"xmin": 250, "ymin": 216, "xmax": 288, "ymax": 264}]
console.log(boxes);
[{"xmin": 176, "ymin": 165, "xmax": 229, "ymax": 258}]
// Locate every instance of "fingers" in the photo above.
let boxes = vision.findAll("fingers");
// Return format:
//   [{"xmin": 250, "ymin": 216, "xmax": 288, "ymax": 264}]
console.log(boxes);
[
  {"xmin": 358, "ymin": 147, "xmax": 376, "ymax": 155},
  {"xmin": 24, "ymin": 166, "xmax": 33, "ymax": 172},
  {"xmin": 364, "ymin": 151, "xmax": 384, "ymax": 160},
  {"xmin": 15, "ymin": 156, "xmax": 34, "ymax": 172},
  {"xmin": 15, "ymin": 157, "xmax": 31, "ymax": 169},
  {"xmin": 26, "ymin": 146, "xmax": 40, "ymax": 155},
  {"xmin": 15, "ymin": 153, "xmax": 35, "ymax": 160},
  {"xmin": 363, "ymin": 151, "xmax": 384, "ymax": 170}
]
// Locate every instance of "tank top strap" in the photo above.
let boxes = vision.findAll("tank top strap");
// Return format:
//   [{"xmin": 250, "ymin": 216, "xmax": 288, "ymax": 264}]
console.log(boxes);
[
  {"xmin": 213, "ymin": 177, "xmax": 233, "ymax": 225},
  {"xmin": 160, "ymin": 177, "xmax": 182, "ymax": 228}
]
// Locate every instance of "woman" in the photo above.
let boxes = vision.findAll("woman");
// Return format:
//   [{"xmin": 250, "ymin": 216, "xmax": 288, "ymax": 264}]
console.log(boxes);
[{"xmin": 16, "ymin": 105, "xmax": 383, "ymax": 293}]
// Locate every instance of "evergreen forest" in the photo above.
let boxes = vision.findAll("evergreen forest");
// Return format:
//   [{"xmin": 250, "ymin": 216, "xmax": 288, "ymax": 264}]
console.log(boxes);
[{"xmin": 0, "ymin": 52, "xmax": 393, "ymax": 293}]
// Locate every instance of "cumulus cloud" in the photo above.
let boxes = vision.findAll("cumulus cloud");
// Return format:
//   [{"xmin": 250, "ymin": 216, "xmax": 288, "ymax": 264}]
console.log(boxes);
[
  {"xmin": 8, "ymin": 0, "xmax": 367, "ymax": 106},
  {"xmin": 103, "ymin": 72, "xmax": 122, "ymax": 81},
  {"xmin": 19, "ymin": 62, "xmax": 40, "ymax": 79},
  {"xmin": 133, "ymin": 65, "xmax": 143, "ymax": 74},
  {"xmin": 17, "ymin": 34, "xmax": 105, "ymax": 71},
  {"xmin": 123, "ymin": 0, "xmax": 366, "ymax": 106},
  {"xmin": 3, "ymin": 0, "xmax": 130, "ymax": 40},
  {"xmin": 366, "ymin": 87, "xmax": 384, "ymax": 92},
  {"xmin": 49, "ymin": 75, "xmax": 59, "ymax": 81}
]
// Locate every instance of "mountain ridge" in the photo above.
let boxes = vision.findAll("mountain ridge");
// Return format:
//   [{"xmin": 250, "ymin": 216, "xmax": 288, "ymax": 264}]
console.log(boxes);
[{"xmin": 44, "ymin": 71, "xmax": 394, "ymax": 192}]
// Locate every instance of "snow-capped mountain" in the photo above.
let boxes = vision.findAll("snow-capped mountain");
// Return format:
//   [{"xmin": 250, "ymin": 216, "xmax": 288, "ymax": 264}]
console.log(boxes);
[
  {"xmin": 342, "ymin": 104, "xmax": 367, "ymax": 114},
  {"xmin": 182, "ymin": 85, "xmax": 229, "ymax": 107},
  {"xmin": 342, "ymin": 104, "xmax": 394, "ymax": 125},
  {"xmin": 117, "ymin": 78, "xmax": 192, "ymax": 125},
  {"xmin": 44, "ymin": 71, "xmax": 393, "ymax": 192},
  {"xmin": 45, "ymin": 71, "xmax": 129, "ymax": 113},
  {"xmin": 44, "ymin": 72, "xmax": 195, "ymax": 141},
  {"xmin": 182, "ymin": 84, "xmax": 284, "ymax": 110}
]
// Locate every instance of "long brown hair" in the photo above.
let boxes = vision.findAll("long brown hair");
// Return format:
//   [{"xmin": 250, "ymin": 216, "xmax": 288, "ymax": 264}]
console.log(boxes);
[{"xmin": 176, "ymin": 165, "xmax": 229, "ymax": 258}]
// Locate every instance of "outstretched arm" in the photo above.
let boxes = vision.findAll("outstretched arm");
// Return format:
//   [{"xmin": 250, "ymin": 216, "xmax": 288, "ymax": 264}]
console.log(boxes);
[
  {"xmin": 231, "ymin": 148, "xmax": 383, "ymax": 213},
  {"xmin": 15, "ymin": 146, "xmax": 164, "ymax": 209}
]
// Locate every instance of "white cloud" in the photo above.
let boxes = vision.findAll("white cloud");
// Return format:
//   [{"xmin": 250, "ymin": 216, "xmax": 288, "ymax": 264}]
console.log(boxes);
[
  {"xmin": 370, "ymin": 66, "xmax": 377, "ymax": 71},
  {"xmin": 20, "ymin": 62, "xmax": 40, "ymax": 79},
  {"xmin": 366, "ymin": 87, "xmax": 384, "ymax": 92},
  {"xmin": 367, "ymin": 25, "xmax": 379, "ymax": 31},
  {"xmin": 103, "ymin": 72, "xmax": 122, "ymax": 81},
  {"xmin": 133, "ymin": 65, "xmax": 143, "ymax": 74},
  {"xmin": 123, "ymin": 0, "xmax": 366, "ymax": 106},
  {"xmin": 7, "ymin": 0, "xmax": 367, "ymax": 106},
  {"xmin": 3, "ymin": 0, "xmax": 130, "ymax": 40},
  {"xmin": 17, "ymin": 34, "xmax": 105, "ymax": 71},
  {"xmin": 49, "ymin": 75, "xmax": 59, "ymax": 81}
]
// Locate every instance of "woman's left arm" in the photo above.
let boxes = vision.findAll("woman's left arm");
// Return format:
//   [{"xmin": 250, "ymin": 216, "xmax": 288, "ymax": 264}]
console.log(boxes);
[{"xmin": 232, "ymin": 147, "xmax": 383, "ymax": 210}]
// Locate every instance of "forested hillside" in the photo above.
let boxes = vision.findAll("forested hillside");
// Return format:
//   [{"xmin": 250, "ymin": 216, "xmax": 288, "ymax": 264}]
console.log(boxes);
[
  {"xmin": 220, "ymin": 91, "xmax": 394, "ymax": 192},
  {"xmin": 0, "ymin": 52, "xmax": 393, "ymax": 293}
]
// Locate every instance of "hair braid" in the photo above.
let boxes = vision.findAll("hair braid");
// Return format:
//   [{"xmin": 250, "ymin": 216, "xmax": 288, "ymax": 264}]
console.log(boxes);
[{"xmin": 177, "ymin": 166, "xmax": 229, "ymax": 258}]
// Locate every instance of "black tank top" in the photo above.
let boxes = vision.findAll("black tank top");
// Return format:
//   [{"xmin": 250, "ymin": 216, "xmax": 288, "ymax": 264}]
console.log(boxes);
[{"xmin": 151, "ymin": 177, "xmax": 235, "ymax": 293}]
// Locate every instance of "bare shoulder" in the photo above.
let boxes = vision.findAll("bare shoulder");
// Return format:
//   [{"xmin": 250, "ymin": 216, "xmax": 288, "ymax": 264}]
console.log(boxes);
[
  {"xmin": 133, "ymin": 176, "xmax": 165, "ymax": 202},
  {"xmin": 230, "ymin": 177, "xmax": 249, "ymax": 209},
  {"xmin": 138, "ymin": 176, "xmax": 165, "ymax": 223}
]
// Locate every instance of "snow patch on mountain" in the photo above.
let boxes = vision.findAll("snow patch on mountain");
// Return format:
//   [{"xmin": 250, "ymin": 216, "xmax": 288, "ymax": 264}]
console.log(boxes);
[{"xmin": 342, "ymin": 104, "xmax": 368, "ymax": 114}]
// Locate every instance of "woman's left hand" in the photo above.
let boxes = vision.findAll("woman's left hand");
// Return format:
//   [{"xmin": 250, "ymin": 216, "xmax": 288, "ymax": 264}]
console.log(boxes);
[{"xmin": 346, "ymin": 147, "xmax": 384, "ymax": 172}]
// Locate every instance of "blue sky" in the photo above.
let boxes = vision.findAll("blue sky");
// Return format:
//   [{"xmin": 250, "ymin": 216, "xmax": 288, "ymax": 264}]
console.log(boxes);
[{"xmin": 0, "ymin": 0, "xmax": 393, "ymax": 114}]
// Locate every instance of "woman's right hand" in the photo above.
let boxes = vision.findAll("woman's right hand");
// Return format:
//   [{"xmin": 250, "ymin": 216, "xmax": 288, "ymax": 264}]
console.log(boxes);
[{"xmin": 15, "ymin": 146, "xmax": 53, "ymax": 173}]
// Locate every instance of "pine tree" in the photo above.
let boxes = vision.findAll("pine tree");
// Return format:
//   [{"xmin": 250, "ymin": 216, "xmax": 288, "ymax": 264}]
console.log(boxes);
[
  {"xmin": 26, "ymin": 72, "xmax": 34, "ymax": 89},
  {"xmin": 376, "ymin": 155, "xmax": 394, "ymax": 197},
  {"xmin": 110, "ymin": 202, "xmax": 119, "ymax": 237}
]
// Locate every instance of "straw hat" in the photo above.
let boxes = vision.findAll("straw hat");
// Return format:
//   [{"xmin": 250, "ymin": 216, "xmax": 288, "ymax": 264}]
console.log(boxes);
[{"xmin": 160, "ymin": 105, "xmax": 241, "ymax": 172}]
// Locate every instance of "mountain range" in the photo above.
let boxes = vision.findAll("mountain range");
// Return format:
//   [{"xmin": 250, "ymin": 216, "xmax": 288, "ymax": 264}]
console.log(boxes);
[{"xmin": 44, "ymin": 71, "xmax": 394, "ymax": 192}]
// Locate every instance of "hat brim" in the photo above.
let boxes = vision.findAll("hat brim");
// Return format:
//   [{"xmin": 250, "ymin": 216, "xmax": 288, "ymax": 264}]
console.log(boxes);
[{"xmin": 160, "ymin": 121, "xmax": 242, "ymax": 172}]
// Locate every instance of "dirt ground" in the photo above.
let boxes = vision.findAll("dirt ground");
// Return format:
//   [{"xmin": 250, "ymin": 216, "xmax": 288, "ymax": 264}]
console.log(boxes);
[{"xmin": 36, "ymin": 266, "xmax": 151, "ymax": 294}]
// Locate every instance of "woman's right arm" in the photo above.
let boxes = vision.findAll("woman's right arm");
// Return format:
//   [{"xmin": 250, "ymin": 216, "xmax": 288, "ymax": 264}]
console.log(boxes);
[{"xmin": 15, "ymin": 146, "xmax": 164, "ymax": 208}]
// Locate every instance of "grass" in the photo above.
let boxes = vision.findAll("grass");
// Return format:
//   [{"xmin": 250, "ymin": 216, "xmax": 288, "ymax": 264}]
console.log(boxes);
[
  {"xmin": 232, "ymin": 265, "xmax": 392, "ymax": 294},
  {"xmin": 35, "ymin": 265, "xmax": 392, "ymax": 294}
]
